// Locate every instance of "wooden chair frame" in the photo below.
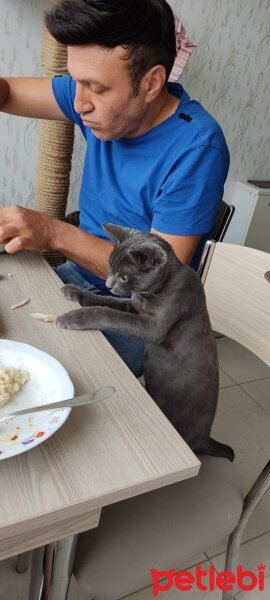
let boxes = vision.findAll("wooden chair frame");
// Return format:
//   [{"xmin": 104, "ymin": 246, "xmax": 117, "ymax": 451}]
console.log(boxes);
[{"xmin": 201, "ymin": 240, "xmax": 270, "ymax": 600}]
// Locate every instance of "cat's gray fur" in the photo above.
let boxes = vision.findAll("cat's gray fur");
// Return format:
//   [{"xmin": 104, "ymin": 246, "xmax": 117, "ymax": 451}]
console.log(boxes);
[{"xmin": 57, "ymin": 224, "xmax": 234, "ymax": 461}]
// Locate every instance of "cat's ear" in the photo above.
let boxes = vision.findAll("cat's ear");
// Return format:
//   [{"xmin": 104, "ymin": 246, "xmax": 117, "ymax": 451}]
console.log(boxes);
[
  {"xmin": 130, "ymin": 245, "xmax": 167, "ymax": 271},
  {"xmin": 103, "ymin": 223, "xmax": 135, "ymax": 246}
]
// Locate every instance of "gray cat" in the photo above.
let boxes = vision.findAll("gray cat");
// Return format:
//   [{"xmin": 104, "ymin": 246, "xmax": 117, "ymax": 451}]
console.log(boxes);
[{"xmin": 57, "ymin": 224, "xmax": 234, "ymax": 461}]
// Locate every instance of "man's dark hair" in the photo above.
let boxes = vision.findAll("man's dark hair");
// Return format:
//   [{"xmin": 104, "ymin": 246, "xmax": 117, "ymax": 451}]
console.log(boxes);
[{"xmin": 45, "ymin": 0, "xmax": 176, "ymax": 96}]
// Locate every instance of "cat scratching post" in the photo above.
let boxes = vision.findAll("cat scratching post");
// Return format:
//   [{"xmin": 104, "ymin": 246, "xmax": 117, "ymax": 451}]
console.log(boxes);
[{"xmin": 35, "ymin": 0, "xmax": 74, "ymax": 266}]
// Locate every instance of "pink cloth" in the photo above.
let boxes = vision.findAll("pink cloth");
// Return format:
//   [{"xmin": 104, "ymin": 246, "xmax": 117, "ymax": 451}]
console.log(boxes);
[{"xmin": 169, "ymin": 16, "xmax": 197, "ymax": 82}]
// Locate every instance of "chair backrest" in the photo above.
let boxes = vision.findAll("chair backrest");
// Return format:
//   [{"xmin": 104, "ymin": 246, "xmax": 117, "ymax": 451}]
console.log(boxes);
[
  {"xmin": 211, "ymin": 200, "xmax": 235, "ymax": 242},
  {"xmin": 197, "ymin": 201, "xmax": 235, "ymax": 279},
  {"xmin": 202, "ymin": 242, "xmax": 270, "ymax": 367}
]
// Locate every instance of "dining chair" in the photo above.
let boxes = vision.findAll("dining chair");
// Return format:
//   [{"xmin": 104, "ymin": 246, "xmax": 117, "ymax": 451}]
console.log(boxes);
[
  {"xmin": 211, "ymin": 200, "xmax": 235, "ymax": 243},
  {"xmin": 71, "ymin": 241, "xmax": 270, "ymax": 600}
]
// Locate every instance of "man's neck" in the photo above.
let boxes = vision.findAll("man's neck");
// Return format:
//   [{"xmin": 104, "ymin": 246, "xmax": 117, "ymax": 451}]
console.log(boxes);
[
  {"xmin": 151, "ymin": 89, "xmax": 179, "ymax": 128},
  {"xmin": 134, "ymin": 88, "xmax": 179, "ymax": 137}
]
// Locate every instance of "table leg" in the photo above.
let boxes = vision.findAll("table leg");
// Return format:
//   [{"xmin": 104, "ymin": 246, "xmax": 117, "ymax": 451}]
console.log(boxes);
[{"xmin": 27, "ymin": 510, "xmax": 101, "ymax": 600}]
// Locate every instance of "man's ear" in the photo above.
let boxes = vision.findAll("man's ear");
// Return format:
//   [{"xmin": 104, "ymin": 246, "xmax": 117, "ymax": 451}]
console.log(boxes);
[
  {"xmin": 103, "ymin": 223, "xmax": 135, "ymax": 246},
  {"xmin": 143, "ymin": 65, "xmax": 167, "ymax": 102}
]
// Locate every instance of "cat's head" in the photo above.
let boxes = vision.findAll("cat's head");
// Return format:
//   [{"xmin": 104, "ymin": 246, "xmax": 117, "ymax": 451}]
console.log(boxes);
[{"xmin": 103, "ymin": 223, "xmax": 169, "ymax": 296}]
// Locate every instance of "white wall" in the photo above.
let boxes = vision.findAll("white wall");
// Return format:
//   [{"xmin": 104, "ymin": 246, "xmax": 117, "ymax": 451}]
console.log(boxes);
[
  {"xmin": 0, "ymin": 0, "xmax": 83, "ymax": 213},
  {"xmin": 0, "ymin": 0, "xmax": 270, "ymax": 210},
  {"xmin": 172, "ymin": 0, "xmax": 270, "ymax": 201},
  {"xmin": 0, "ymin": 0, "xmax": 46, "ymax": 209}
]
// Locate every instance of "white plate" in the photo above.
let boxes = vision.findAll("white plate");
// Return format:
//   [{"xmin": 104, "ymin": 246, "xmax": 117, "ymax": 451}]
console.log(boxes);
[{"xmin": 0, "ymin": 340, "xmax": 74, "ymax": 459}]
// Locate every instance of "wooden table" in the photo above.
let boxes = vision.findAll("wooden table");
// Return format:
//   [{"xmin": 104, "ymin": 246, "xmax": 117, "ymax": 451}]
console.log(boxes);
[{"xmin": 0, "ymin": 251, "xmax": 200, "ymax": 599}]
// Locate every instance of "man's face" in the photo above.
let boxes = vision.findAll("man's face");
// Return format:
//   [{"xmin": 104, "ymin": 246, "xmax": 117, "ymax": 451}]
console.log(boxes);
[{"xmin": 67, "ymin": 44, "xmax": 149, "ymax": 140}]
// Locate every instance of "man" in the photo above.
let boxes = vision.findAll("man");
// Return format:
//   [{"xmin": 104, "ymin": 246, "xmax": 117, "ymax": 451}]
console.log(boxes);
[{"xmin": 0, "ymin": 0, "xmax": 230, "ymax": 375}]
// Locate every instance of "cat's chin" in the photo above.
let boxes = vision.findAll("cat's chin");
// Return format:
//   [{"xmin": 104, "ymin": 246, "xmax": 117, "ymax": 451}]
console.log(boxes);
[{"xmin": 110, "ymin": 289, "xmax": 124, "ymax": 297}]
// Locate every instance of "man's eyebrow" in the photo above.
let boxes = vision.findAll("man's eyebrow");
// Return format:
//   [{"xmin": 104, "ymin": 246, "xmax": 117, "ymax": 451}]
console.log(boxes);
[
  {"xmin": 71, "ymin": 75, "xmax": 108, "ymax": 87},
  {"xmin": 67, "ymin": 66, "xmax": 110, "ymax": 88}
]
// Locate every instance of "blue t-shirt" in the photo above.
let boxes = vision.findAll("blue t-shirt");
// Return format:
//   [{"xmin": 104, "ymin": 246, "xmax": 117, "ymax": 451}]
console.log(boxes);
[{"xmin": 52, "ymin": 76, "xmax": 229, "ymax": 282}]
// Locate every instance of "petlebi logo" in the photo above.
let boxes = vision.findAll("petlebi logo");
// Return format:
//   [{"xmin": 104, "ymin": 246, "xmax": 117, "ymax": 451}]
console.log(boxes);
[{"xmin": 151, "ymin": 564, "xmax": 266, "ymax": 596}]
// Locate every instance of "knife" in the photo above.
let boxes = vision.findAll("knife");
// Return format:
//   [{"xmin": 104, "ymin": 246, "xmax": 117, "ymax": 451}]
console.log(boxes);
[{"xmin": 0, "ymin": 385, "xmax": 115, "ymax": 423}]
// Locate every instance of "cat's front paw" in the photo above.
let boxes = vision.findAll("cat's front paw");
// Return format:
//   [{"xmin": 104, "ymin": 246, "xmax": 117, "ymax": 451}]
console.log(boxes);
[
  {"xmin": 56, "ymin": 309, "xmax": 88, "ymax": 330},
  {"xmin": 61, "ymin": 285, "xmax": 99, "ymax": 307},
  {"xmin": 61, "ymin": 284, "xmax": 83, "ymax": 303}
]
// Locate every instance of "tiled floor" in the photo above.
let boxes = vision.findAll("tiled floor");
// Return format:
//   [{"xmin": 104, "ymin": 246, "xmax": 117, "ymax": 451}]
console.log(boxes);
[{"xmin": 0, "ymin": 336, "xmax": 269, "ymax": 600}]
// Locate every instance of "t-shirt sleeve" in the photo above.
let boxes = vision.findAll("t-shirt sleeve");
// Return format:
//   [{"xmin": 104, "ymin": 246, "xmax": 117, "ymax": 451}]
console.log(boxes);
[
  {"xmin": 51, "ymin": 75, "xmax": 86, "ymax": 137},
  {"xmin": 151, "ymin": 142, "xmax": 230, "ymax": 235}
]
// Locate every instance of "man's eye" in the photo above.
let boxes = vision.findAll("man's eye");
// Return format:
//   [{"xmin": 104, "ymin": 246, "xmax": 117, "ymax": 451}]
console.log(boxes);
[
  {"xmin": 92, "ymin": 87, "xmax": 105, "ymax": 94},
  {"xmin": 120, "ymin": 275, "xmax": 128, "ymax": 282}
]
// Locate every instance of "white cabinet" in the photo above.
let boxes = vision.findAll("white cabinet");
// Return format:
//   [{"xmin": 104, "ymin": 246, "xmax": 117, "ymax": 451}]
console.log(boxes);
[{"xmin": 224, "ymin": 181, "xmax": 270, "ymax": 253}]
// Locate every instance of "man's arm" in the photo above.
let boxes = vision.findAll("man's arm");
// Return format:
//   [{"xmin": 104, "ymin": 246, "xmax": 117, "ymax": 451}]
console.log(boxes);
[
  {"xmin": 0, "ymin": 77, "xmax": 67, "ymax": 120},
  {"xmin": 151, "ymin": 228, "xmax": 201, "ymax": 265},
  {"xmin": 53, "ymin": 218, "xmax": 114, "ymax": 278},
  {"xmin": 0, "ymin": 206, "xmax": 201, "ymax": 277},
  {"xmin": 0, "ymin": 206, "xmax": 112, "ymax": 279}
]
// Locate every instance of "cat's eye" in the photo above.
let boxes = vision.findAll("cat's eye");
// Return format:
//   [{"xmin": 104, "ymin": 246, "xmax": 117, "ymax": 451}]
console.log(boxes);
[{"xmin": 120, "ymin": 275, "xmax": 128, "ymax": 282}]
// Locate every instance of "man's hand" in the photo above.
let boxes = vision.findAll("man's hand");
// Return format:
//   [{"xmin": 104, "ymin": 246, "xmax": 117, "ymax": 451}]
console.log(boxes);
[
  {"xmin": 0, "ymin": 205, "xmax": 114, "ymax": 279},
  {"xmin": 0, "ymin": 79, "xmax": 10, "ymax": 109},
  {"xmin": 0, "ymin": 206, "xmax": 57, "ymax": 253}
]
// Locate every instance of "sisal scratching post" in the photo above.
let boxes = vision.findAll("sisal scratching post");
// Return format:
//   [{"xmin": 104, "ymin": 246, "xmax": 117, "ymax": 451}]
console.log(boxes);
[{"xmin": 35, "ymin": 5, "xmax": 75, "ymax": 266}]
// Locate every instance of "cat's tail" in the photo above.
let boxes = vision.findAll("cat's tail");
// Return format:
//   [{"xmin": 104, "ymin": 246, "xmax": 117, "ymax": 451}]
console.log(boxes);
[{"xmin": 198, "ymin": 437, "xmax": 235, "ymax": 462}]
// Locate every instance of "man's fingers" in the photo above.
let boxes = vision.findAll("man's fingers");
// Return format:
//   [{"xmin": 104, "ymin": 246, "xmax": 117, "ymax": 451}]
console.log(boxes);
[
  {"xmin": 4, "ymin": 237, "xmax": 24, "ymax": 253},
  {"xmin": 0, "ymin": 207, "xmax": 56, "ymax": 252}
]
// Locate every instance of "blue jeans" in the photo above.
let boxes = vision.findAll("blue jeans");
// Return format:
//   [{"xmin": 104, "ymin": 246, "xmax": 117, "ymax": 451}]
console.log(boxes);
[{"xmin": 54, "ymin": 261, "xmax": 145, "ymax": 377}]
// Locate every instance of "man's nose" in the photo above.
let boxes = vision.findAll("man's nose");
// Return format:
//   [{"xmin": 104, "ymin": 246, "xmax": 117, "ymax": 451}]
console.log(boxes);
[{"xmin": 74, "ymin": 85, "xmax": 94, "ymax": 115}]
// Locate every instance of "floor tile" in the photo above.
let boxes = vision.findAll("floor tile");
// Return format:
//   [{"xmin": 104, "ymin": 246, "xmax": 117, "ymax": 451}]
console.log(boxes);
[
  {"xmin": 216, "ymin": 338, "xmax": 270, "ymax": 384},
  {"xmin": 213, "ymin": 386, "xmax": 270, "ymax": 493},
  {"xmin": 210, "ymin": 532, "xmax": 270, "ymax": 599},
  {"xmin": 67, "ymin": 575, "xmax": 91, "ymax": 600},
  {"xmin": 0, "ymin": 555, "xmax": 30, "ymax": 600},
  {"xmin": 206, "ymin": 385, "xmax": 270, "ymax": 556},
  {"xmin": 241, "ymin": 379, "xmax": 270, "ymax": 416},
  {"xmin": 236, "ymin": 577, "xmax": 270, "ymax": 599},
  {"xmin": 122, "ymin": 560, "xmax": 222, "ymax": 600},
  {"xmin": 219, "ymin": 369, "xmax": 235, "ymax": 388}
]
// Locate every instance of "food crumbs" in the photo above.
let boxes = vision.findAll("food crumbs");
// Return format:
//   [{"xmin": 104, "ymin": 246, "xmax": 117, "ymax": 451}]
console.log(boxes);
[
  {"xmin": 11, "ymin": 298, "xmax": 30, "ymax": 310},
  {"xmin": 30, "ymin": 313, "xmax": 56, "ymax": 323},
  {"xmin": 11, "ymin": 435, "xmax": 18, "ymax": 441}
]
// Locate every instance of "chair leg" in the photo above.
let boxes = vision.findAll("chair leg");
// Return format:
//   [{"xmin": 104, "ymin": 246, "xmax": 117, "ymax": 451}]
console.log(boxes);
[
  {"xmin": 26, "ymin": 536, "xmax": 79, "ymax": 600},
  {"xmin": 16, "ymin": 551, "xmax": 31, "ymax": 573},
  {"xmin": 28, "ymin": 546, "xmax": 46, "ymax": 600},
  {"xmin": 45, "ymin": 535, "xmax": 78, "ymax": 600},
  {"xmin": 222, "ymin": 460, "xmax": 270, "ymax": 600}
]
